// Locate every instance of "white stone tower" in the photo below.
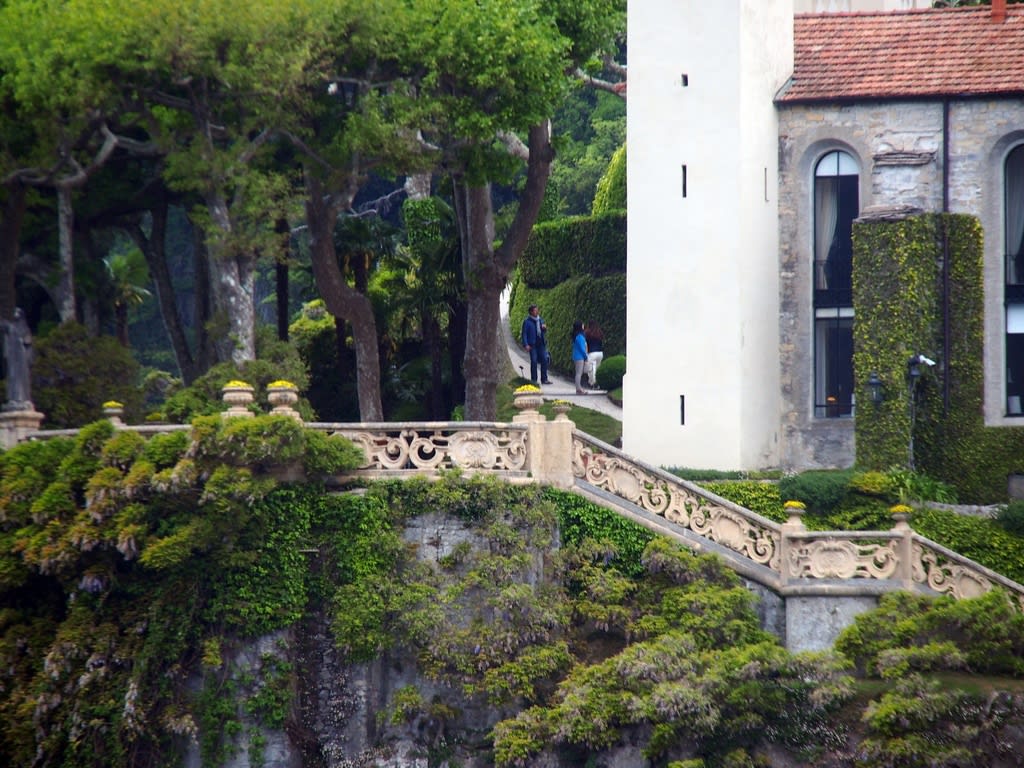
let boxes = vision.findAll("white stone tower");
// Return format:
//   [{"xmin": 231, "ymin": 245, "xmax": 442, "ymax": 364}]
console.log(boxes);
[{"xmin": 623, "ymin": 0, "xmax": 793, "ymax": 470}]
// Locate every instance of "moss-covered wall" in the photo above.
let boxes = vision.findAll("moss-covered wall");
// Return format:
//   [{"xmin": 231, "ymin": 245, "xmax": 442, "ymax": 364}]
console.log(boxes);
[{"xmin": 853, "ymin": 212, "xmax": 1024, "ymax": 503}]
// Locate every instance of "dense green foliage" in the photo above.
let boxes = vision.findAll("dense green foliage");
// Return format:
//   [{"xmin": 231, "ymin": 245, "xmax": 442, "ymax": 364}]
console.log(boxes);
[
  {"xmin": 0, "ymin": 416, "xmax": 363, "ymax": 766},
  {"xmin": 854, "ymin": 213, "xmax": 1024, "ymax": 503},
  {"xmin": 511, "ymin": 208, "xmax": 626, "ymax": 378},
  {"xmin": 31, "ymin": 322, "xmax": 144, "ymax": 427},
  {"xmin": 516, "ymin": 212, "xmax": 627, "ymax": 288},
  {"xmin": 549, "ymin": 88, "xmax": 625, "ymax": 216},
  {"xmin": 3, "ymin": 423, "xmax": 1024, "ymax": 766},
  {"xmin": 836, "ymin": 590, "xmax": 1024, "ymax": 677},
  {"xmin": 160, "ymin": 331, "xmax": 312, "ymax": 423},
  {"xmin": 591, "ymin": 143, "xmax": 626, "ymax": 214}
]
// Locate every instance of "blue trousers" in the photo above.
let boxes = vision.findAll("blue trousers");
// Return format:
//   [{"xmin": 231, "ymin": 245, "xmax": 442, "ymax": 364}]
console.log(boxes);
[{"xmin": 529, "ymin": 346, "xmax": 549, "ymax": 382}]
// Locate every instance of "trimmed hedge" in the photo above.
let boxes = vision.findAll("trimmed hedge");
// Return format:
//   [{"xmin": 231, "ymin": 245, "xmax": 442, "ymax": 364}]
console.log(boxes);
[{"xmin": 516, "ymin": 212, "xmax": 626, "ymax": 288}]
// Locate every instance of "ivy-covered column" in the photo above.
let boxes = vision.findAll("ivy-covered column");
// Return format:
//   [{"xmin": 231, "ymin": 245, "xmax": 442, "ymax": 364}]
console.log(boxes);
[{"xmin": 852, "ymin": 209, "xmax": 943, "ymax": 470}]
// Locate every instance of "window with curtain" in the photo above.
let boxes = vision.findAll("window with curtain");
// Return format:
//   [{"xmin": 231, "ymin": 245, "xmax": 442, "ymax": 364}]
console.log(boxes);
[
  {"xmin": 1005, "ymin": 145, "xmax": 1024, "ymax": 415},
  {"xmin": 814, "ymin": 150, "xmax": 859, "ymax": 418}
]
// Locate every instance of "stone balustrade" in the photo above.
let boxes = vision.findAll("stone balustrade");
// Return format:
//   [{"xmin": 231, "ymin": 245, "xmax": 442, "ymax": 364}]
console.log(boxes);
[{"xmin": 6, "ymin": 389, "xmax": 1024, "ymax": 642}]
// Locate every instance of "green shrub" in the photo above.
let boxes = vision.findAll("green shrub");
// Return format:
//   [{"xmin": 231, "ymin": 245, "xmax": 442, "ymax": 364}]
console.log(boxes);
[
  {"xmin": 848, "ymin": 470, "xmax": 893, "ymax": 498},
  {"xmin": 289, "ymin": 299, "xmax": 359, "ymax": 422},
  {"xmin": 32, "ymin": 322, "xmax": 144, "ymax": 428},
  {"xmin": 777, "ymin": 469, "xmax": 856, "ymax": 514},
  {"xmin": 702, "ymin": 481, "xmax": 784, "ymax": 521},
  {"xmin": 163, "ymin": 327, "xmax": 311, "ymax": 424},
  {"xmin": 996, "ymin": 499, "xmax": 1024, "ymax": 536},
  {"xmin": 835, "ymin": 590, "xmax": 1024, "ymax": 677},
  {"xmin": 886, "ymin": 466, "xmax": 958, "ymax": 504},
  {"xmin": 596, "ymin": 354, "xmax": 626, "ymax": 391}
]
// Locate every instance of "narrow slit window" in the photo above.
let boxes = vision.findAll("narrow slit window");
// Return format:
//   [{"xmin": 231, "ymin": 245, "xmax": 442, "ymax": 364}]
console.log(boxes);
[{"xmin": 681, "ymin": 165, "xmax": 687, "ymax": 198}]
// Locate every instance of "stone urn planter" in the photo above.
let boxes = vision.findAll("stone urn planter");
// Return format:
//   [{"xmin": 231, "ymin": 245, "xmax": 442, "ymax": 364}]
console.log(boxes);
[
  {"xmin": 267, "ymin": 381, "xmax": 301, "ymax": 421},
  {"xmin": 551, "ymin": 400, "xmax": 572, "ymax": 420},
  {"xmin": 221, "ymin": 381, "xmax": 255, "ymax": 418},
  {"xmin": 513, "ymin": 385, "xmax": 543, "ymax": 412},
  {"xmin": 102, "ymin": 401, "xmax": 124, "ymax": 426}
]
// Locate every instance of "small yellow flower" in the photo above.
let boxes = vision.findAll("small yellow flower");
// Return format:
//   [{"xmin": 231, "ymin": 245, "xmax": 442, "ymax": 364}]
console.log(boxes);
[
  {"xmin": 103, "ymin": 400, "xmax": 124, "ymax": 409},
  {"xmin": 889, "ymin": 503, "xmax": 913, "ymax": 514},
  {"xmin": 224, "ymin": 380, "xmax": 252, "ymax": 389},
  {"xmin": 514, "ymin": 384, "xmax": 541, "ymax": 394},
  {"xmin": 267, "ymin": 380, "xmax": 297, "ymax": 389},
  {"xmin": 783, "ymin": 500, "xmax": 806, "ymax": 510}
]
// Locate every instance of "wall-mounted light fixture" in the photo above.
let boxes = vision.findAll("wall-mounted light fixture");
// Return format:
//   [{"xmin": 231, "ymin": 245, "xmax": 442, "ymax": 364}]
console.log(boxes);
[{"xmin": 867, "ymin": 371, "xmax": 884, "ymax": 406}]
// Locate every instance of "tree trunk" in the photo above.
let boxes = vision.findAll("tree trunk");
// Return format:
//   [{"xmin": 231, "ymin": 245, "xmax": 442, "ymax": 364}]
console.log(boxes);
[
  {"xmin": 55, "ymin": 185, "xmax": 77, "ymax": 323},
  {"xmin": 304, "ymin": 172, "xmax": 383, "ymax": 422},
  {"xmin": 0, "ymin": 182, "xmax": 27, "ymax": 322},
  {"xmin": 457, "ymin": 183, "xmax": 502, "ymax": 421},
  {"xmin": 457, "ymin": 122, "xmax": 554, "ymax": 421},
  {"xmin": 275, "ymin": 218, "xmax": 290, "ymax": 341},
  {"xmin": 192, "ymin": 226, "xmax": 217, "ymax": 374},
  {"xmin": 128, "ymin": 196, "xmax": 202, "ymax": 384},
  {"xmin": 204, "ymin": 192, "xmax": 256, "ymax": 365}
]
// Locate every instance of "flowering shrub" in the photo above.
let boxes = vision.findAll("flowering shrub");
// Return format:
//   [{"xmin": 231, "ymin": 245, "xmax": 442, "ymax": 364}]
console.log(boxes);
[
  {"xmin": 224, "ymin": 380, "xmax": 252, "ymax": 389},
  {"xmin": 103, "ymin": 400, "xmax": 124, "ymax": 409},
  {"xmin": 267, "ymin": 380, "xmax": 297, "ymax": 389},
  {"xmin": 552, "ymin": 399, "xmax": 571, "ymax": 406},
  {"xmin": 783, "ymin": 499, "xmax": 806, "ymax": 510},
  {"xmin": 514, "ymin": 384, "xmax": 541, "ymax": 394},
  {"xmin": 889, "ymin": 503, "xmax": 913, "ymax": 515}
]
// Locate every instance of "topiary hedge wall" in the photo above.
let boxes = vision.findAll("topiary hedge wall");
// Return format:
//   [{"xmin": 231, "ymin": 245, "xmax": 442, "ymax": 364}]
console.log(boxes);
[
  {"xmin": 853, "ymin": 212, "xmax": 1024, "ymax": 503},
  {"xmin": 511, "ymin": 211, "xmax": 626, "ymax": 378},
  {"xmin": 515, "ymin": 212, "xmax": 626, "ymax": 288}
]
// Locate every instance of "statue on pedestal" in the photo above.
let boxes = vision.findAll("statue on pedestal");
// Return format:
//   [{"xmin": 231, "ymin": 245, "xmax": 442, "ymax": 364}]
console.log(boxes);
[{"xmin": 1, "ymin": 308, "xmax": 33, "ymax": 411}]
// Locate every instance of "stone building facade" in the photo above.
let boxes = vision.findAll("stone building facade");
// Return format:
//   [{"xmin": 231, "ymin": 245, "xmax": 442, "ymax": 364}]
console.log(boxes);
[{"xmin": 626, "ymin": 0, "xmax": 1024, "ymax": 472}]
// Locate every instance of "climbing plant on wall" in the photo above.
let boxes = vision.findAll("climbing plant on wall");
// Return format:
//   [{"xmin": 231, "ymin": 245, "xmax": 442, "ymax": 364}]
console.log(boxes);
[{"xmin": 853, "ymin": 212, "xmax": 1024, "ymax": 503}]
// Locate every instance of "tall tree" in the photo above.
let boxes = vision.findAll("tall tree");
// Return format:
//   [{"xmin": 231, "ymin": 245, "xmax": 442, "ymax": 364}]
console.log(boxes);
[
  {"xmin": 121, "ymin": 0, "xmax": 318, "ymax": 365},
  {"xmin": 404, "ymin": 0, "xmax": 624, "ymax": 419},
  {"xmin": 0, "ymin": 0, "xmax": 157, "ymax": 324}
]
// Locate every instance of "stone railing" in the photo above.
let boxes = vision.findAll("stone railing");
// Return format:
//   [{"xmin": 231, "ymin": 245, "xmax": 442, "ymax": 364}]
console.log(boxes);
[
  {"xmin": 310, "ymin": 422, "xmax": 530, "ymax": 479},
  {"xmin": 571, "ymin": 431, "xmax": 1024, "ymax": 607},
  {"xmin": 7, "ymin": 389, "xmax": 1024, "ymax": 608}
]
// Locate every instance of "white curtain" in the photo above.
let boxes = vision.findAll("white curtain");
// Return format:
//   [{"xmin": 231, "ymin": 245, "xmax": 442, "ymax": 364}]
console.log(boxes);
[
  {"xmin": 1007, "ymin": 147, "xmax": 1024, "ymax": 282},
  {"xmin": 814, "ymin": 177, "xmax": 838, "ymax": 289}
]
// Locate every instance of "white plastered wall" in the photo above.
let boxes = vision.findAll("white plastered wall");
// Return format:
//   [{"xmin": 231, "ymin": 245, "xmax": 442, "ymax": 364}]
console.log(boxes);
[{"xmin": 624, "ymin": 0, "xmax": 792, "ymax": 470}]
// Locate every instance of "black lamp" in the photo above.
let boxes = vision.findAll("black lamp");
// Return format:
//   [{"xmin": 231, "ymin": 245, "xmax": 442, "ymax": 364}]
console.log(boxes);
[{"xmin": 867, "ymin": 371, "xmax": 884, "ymax": 405}]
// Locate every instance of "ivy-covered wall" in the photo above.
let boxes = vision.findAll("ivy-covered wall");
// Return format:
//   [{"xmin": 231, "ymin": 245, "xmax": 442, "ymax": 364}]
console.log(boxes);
[{"xmin": 853, "ymin": 212, "xmax": 1024, "ymax": 503}]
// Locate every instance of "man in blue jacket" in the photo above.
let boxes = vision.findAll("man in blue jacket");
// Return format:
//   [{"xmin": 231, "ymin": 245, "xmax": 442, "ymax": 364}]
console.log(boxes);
[{"xmin": 521, "ymin": 304, "xmax": 551, "ymax": 384}]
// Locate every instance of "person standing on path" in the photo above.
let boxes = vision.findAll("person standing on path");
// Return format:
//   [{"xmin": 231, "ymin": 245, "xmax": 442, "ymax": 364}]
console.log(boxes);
[
  {"xmin": 521, "ymin": 305, "xmax": 551, "ymax": 384},
  {"xmin": 584, "ymin": 321, "xmax": 605, "ymax": 388},
  {"xmin": 572, "ymin": 321, "xmax": 588, "ymax": 394}
]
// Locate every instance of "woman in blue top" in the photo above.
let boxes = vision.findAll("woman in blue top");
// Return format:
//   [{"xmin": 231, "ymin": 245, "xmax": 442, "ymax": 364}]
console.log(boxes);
[{"xmin": 572, "ymin": 321, "xmax": 589, "ymax": 394}]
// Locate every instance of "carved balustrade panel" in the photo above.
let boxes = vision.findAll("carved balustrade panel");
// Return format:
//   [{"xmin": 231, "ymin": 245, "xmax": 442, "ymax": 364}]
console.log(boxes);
[
  {"xmin": 788, "ymin": 536, "xmax": 899, "ymax": 580},
  {"xmin": 572, "ymin": 435, "xmax": 780, "ymax": 569},
  {"xmin": 913, "ymin": 541, "xmax": 997, "ymax": 600},
  {"xmin": 328, "ymin": 426, "xmax": 528, "ymax": 472}
]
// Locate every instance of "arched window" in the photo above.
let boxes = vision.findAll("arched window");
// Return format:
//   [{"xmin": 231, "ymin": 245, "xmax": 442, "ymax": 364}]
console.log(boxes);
[
  {"xmin": 1004, "ymin": 144, "xmax": 1024, "ymax": 415},
  {"xmin": 813, "ymin": 150, "xmax": 859, "ymax": 418}
]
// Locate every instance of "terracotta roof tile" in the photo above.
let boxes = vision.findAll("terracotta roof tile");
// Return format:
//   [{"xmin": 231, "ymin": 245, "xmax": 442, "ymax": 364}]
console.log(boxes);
[{"xmin": 777, "ymin": 6, "xmax": 1024, "ymax": 103}]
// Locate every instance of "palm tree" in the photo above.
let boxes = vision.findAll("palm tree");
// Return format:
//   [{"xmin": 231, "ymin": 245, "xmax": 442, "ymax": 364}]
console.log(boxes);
[{"xmin": 103, "ymin": 247, "xmax": 151, "ymax": 347}]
